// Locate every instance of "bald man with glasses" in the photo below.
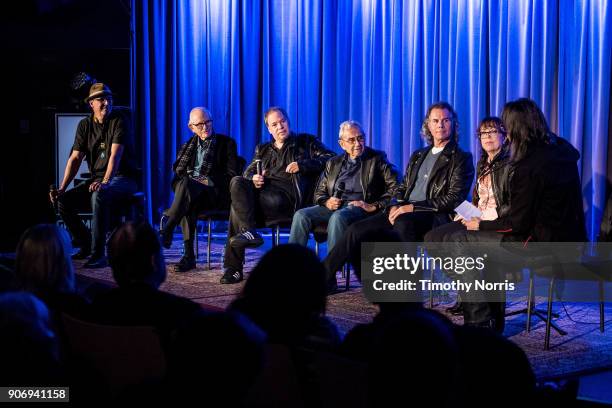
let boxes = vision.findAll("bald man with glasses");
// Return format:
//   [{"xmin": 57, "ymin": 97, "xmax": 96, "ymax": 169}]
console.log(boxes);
[{"xmin": 160, "ymin": 107, "xmax": 239, "ymax": 272}]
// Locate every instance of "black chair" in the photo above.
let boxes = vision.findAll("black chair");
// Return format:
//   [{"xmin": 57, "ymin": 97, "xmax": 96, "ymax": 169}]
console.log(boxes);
[
  {"xmin": 194, "ymin": 209, "xmax": 230, "ymax": 270},
  {"xmin": 263, "ymin": 216, "xmax": 294, "ymax": 247},
  {"xmin": 509, "ymin": 254, "xmax": 568, "ymax": 350},
  {"xmin": 527, "ymin": 194, "xmax": 612, "ymax": 350}
]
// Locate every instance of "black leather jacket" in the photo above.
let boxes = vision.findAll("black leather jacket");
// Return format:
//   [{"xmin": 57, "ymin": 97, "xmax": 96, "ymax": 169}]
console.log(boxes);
[
  {"xmin": 472, "ymin": 147, "xmax": 512, "ymax": 220},
  {"xmin": 313, "ymin": 147, "xmax": 400, "ymax": 210},
  {"xmin": 395, "ymin": 141, "xmax": 474, "ymax": 224},
  {"xmin": 244, "ymin": 133, "xmax": 335, "ymax": 209}
]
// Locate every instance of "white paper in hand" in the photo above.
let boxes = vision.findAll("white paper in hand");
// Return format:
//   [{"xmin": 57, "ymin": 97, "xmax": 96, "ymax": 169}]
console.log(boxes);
[{"xmin": 454, "ymin": 200, "xmax": 482, "ymax": 220}]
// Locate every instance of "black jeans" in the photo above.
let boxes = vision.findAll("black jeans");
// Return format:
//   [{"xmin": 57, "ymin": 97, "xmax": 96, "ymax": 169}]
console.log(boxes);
[
  {"xmin": 223, "ymin": 176, "xmax": 295, "ymax": 272},
  {"xmin": 58, "ymin": 176, "xmax": 138, "ymax": 255},
  {"xmin": 323, "ymin": 210, "xmax": 436, "ymax": 284},
  {"xmin": 426, "ymin": 225, "xmax": 506, "ymax": 329},
  {"xmin": 163, "ymin": 176, "xmax": 217, "ymax": 256}
]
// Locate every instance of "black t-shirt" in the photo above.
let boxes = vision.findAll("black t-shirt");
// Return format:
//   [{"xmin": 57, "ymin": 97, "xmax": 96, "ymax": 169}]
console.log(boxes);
[
  {"xmin": 72, "ymin": 111, "xmax": 137, "ymax": 181},
  {"xmin": 266, "ymin": 143, "xmax": 295, "ymax": 198}
]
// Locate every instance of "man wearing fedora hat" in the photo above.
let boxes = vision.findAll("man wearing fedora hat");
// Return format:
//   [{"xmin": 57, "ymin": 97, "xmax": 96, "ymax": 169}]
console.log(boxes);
[{"xmin": 50, "ymin": 82, "xmax": 138, "ymax": 268}]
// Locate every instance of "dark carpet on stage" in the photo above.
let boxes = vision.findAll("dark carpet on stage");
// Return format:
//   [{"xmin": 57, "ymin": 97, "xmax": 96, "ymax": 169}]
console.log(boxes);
[{"xmin": 74, "ymin": 236, "xmax": 612, "ymax": 382}]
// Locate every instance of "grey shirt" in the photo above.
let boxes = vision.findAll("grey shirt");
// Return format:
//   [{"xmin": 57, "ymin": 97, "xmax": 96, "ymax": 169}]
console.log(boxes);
[{"xmin": 408, "ymin": 148, "xmax": 442, "ymax": 202}]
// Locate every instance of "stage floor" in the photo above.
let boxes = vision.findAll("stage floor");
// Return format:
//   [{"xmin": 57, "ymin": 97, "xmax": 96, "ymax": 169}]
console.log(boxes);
[{"xmin": 74, "ymin": 232, "xmax": 612, "ymax": 382}]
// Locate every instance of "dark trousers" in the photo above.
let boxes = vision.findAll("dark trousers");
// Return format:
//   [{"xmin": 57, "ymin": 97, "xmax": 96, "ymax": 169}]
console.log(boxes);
[
  {"xmin": 323, "ymin": 210, "xmax": 436, "ymax": 284},
  {"xmin": 426, "ymin": 224, "xmax": 506, "ymax": 330},
  {"xmin": 163, "ymin": 177, "xmax": 217, "ymax": 257},
  {"xmin": 58, "ymin": 176, "xmax": 138, "ymax": 255},
  {"xmin": 223, "ymin": 176, "xmax": 295, "ymax": 272},
  {"xmin": 423, "ymin": 220, "xmax": 465, "ymax": 242}
]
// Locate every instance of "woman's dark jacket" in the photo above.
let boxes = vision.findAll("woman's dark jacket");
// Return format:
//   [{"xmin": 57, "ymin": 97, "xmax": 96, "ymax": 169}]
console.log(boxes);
[{"xmin": 480, "ymin": 135, "xmax": 586, "ymax": 242}]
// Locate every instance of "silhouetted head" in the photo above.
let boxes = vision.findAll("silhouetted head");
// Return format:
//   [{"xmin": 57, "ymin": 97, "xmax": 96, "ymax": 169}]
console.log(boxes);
[
  {"xmin": 231, "ymin": 244, "xmax": 327, "ymax": 343},
  {"xmin": 0, "ymin": 291, "xmax": 60, "ymax": 385},
  {"xmin": 15, "ymin": 224, "xmax": 75, "ymax": 296},
  {"xmin": 368, "ymin": 309, "xmax": 459, "ymax": 406},
  {"xmin": 167, "ymin": 310, "xmax": 265, "ymax": 405},
  {"xmin": 107, "ymin": 222, "xmax": 166, "ymax": 288},
  {"xmin": 453, "ymin": 325, "xmax": 536, "ymax": 406}
]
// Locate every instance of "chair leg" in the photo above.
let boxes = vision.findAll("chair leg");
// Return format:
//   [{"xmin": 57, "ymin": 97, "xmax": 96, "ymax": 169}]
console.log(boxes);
[
  {"xmin": 429, "ymin": 258, "xmax": 435, "ymax": 309},
  {"xmin": 276, "ymin": 225, "xmax": 280, "ymax": 246},
  {"xmin": 526, "ymin": 270, "xmax": 534, "ymax": 332},
  {"xmin": 207, "ymin": 218, "xmax": 212, "ymax": 270},
  {"xmin": 195, "ymin": 220, "xmax": 199, "ymax": 261},
  {"xmin": 544, "ymin": 277, "xmax": 555, "ymax": 350},
  {"xmin": 600, "ymin": 280, "xmax": 605, "ymax": 333},
  {"xmin": 344, "ymin": 264, "xmax": 350, "ymax": 291},
  {"xmin": 315, "ymin": 241, "xmax": 319, "ymax": 257}
]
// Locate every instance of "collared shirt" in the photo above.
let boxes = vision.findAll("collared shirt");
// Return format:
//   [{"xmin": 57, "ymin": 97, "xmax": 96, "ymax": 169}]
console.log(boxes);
[
  {"xmin": 192, "ymin": 136, "xmax": 214, "ymax": 177},
  {"xmin": 476, "ymin": 173, "xmax": 498, "ymax": 221},
  {"xmin": 334, "ymin": 155, "xmax": 364, "ymax": 202}
]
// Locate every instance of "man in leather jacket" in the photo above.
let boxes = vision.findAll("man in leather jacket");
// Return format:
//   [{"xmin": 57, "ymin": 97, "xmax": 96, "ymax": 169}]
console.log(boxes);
[
  {"xmin": 288, "ymin": 120, "xmax": 400, "ymax": 252},
  {"xmin": 323, "ymin": 102, "xmax": 474, "ymax": 292},
  {"xmin": 221, "ymin": 107, "xmax": 335, "ymax": 284}
]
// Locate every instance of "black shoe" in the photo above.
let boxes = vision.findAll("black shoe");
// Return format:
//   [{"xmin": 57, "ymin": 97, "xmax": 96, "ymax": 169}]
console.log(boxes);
[
  {"xmin": 172, "ymin": 256, "xmax": 196, "ymax": 273},
  {"xmin": 159, "ymin": 230, "xmax": 173, "ymax": 249},
  {"xmin": 446, "ymin": 301, "xmax": 463, "ymax": 316},
  {"xmin": 84, "ymin": 254, "xmax": 108, "ymax": 268},
  {"xmin": 72, "ymin": 248, "xmax": 91, "ymax": 260},
  {"xmin": 465, "ymin": 319, "xmax": 498, "ymax": 331},
  {"xmin": 326, "ymin": 280, "xmax": 340, "ymax": 296},
  {"xmin": 220, "ymin": 268, "xmax": 243, "ymax": 284},
  {"xmin": 229, "ymin": 229, "xmax": 264, "ymax": 249}
]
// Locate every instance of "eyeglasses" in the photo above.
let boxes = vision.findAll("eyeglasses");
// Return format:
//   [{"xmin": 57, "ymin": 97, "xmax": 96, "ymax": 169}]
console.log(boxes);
[
  {"xmin": 477, "ymin": 130, "xmax": 500, "ymax": 139},
  {"xmin": 340, "ymin": 135, "xmax": 365, "ymax": 144},
  {"xmin": 191, "ymin": 120, "xmax": 213, "ymax": 130}
]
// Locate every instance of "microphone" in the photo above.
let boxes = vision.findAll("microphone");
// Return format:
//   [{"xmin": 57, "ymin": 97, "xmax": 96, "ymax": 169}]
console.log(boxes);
[
  {"xmin": 49, "ymin": 184, "xmax": 59, "ymax": 213},
  {"xmin": 255, "ymin": 159, "xmax": 262, "ymax": 176},
  {"xmin": 333, "ymin": 182, "xmax": 345, "ymax": 200}
]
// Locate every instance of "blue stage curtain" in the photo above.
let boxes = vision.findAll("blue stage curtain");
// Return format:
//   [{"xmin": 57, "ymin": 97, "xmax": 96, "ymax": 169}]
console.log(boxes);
[{"xmin": 132, "ymin": 0, "xmax": 611, "ymax": 241}]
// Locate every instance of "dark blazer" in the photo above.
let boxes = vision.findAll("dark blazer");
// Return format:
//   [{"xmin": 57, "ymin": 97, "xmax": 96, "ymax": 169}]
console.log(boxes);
[
  {"xmin": 480, "ymin": 136, "xmax": 586, "ymax": 242},
  {"xmin": 396, "ymin": 141, "xmax": 474, "ymax": 225},
  {"xmin": 313, "ymin": 147, "xmax": 400, "ymax": 210},
  {"xmin": 243, "ymin": 133, "xmax": 335, "ymax": 209},
  {"xmin": 172, "ymin": 133, "xmax": 239, "ymax": 209},
  {"xmin": 472, "ymin": 147, "xmax": 513, "ymax": 220}
]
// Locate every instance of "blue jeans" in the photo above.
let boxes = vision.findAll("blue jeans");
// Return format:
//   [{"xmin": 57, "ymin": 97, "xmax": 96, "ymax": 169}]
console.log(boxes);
[
  {"xmin": 90, "ymin": 176, "xmax": 138, "ymax": 254},
  {"xmin": 289, "ymin": 204, "xmax": 369, "ymax": 252},
  {"xmin": 59, "ymin": 176, "xmax": 138, "ymax": 255}
]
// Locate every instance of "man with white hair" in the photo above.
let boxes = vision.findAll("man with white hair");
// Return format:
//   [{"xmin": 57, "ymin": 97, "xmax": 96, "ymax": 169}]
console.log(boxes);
[{"xmin": 289, "ymin": 120, "xmax": 399, "ymax": 253}]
